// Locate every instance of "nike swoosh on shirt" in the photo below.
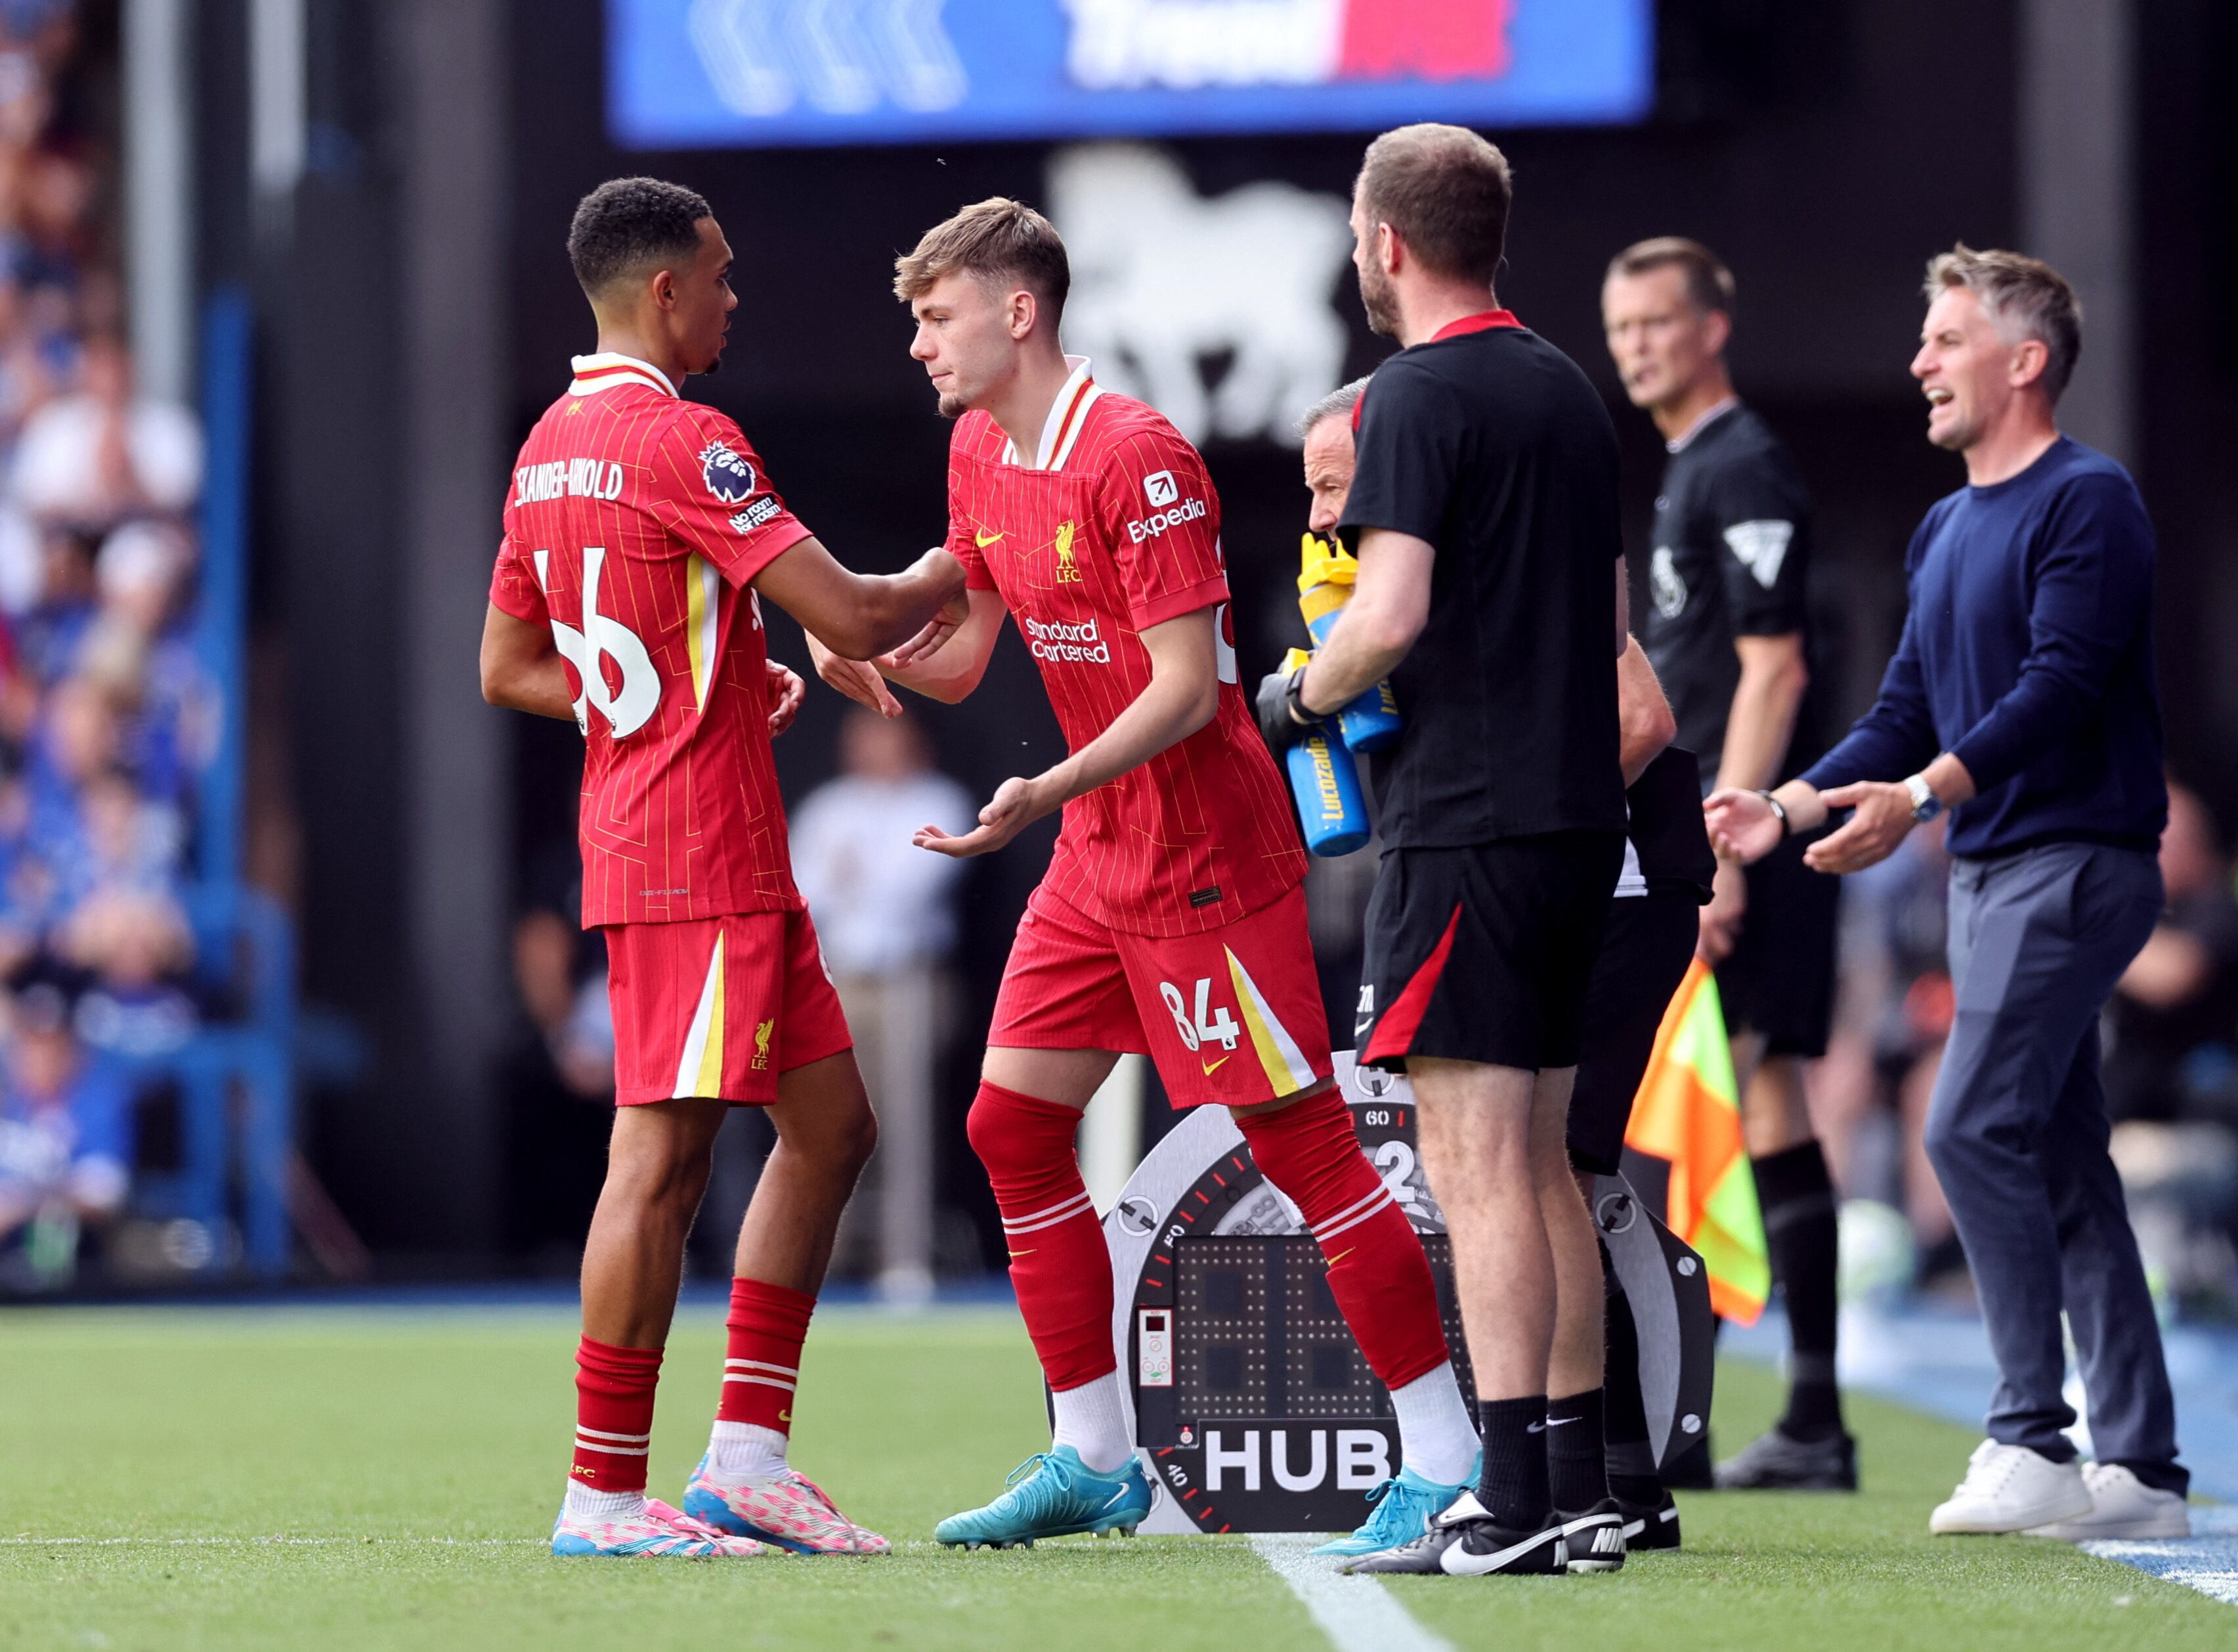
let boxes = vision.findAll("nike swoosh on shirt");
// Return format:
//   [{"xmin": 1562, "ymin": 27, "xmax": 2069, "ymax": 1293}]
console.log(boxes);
[
  {"xmin": 975, "ymin": 529, "xmax": 1004, "ymax": 547},
  {"xmin": 1201, "ymin": 1055, "xmax": 1232, "ymax": 1075}
]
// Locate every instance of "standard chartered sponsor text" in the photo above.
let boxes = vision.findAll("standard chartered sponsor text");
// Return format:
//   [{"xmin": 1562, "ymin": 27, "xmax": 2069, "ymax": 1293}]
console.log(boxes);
[{"xmin": 1024, "ymin": 613, "xmax": 1113, "ymax": 664}]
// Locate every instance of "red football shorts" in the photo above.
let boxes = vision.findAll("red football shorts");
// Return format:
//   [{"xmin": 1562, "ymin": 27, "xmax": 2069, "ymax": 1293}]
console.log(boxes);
[
  {"xmin": 989, "ymin": 883, "xmax": 1332, "ymax": 1109},
  {"xmin": 604, "ymin": 910, "xmax": 852, "ymax": 1107}
]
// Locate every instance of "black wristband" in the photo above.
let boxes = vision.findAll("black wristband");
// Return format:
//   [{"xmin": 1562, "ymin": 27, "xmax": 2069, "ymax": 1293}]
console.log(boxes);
[
  {"xmin": 1756, "ymin": 790, "xmax": 1790, "ymax": 837},
  {"xmin": 1285, "ymin": 666, "xmax": 1323, "ymax": 727}
]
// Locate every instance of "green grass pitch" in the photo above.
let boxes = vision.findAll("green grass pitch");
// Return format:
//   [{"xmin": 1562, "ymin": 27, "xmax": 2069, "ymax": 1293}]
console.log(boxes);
[{"xmin": 0, "ymin": 1303, "xmax": 2225, "ymax": 1651}]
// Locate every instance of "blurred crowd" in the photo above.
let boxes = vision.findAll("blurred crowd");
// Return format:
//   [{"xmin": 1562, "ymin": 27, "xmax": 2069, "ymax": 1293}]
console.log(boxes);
[{"xmin": 0, "ymin": 3, "xmax": 217, "ymax": 1284}]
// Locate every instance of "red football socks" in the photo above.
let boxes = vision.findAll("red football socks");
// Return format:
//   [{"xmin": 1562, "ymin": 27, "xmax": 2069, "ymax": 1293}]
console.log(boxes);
[
  {"xmin": 968, "ymin": 1081, "xmax": 1115, "ymax": 1391},
  {"xmin": 1235, "ymin": 1088, "xmax": 1450, "ymax": 1389},
  {"xmin": 572, "ymin": 1336, "xmax": 663, "ymax": 1494},
  {"xmin": 718, "ymin": 1277, "xmax": 817, "ymax": 1433}
]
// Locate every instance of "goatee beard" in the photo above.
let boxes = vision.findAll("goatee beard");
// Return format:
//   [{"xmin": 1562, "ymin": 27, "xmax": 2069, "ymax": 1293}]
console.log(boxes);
[
  {"xmin": 1360, "ymin": 274, "xmax": 1400, "ymax": 339},
  {"xmin": 937, "ymin": 389, "xmax": 970, "ymax": 421}
]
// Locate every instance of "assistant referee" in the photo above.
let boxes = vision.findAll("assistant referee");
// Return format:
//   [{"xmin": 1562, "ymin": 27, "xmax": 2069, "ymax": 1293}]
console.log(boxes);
[
  {"xmin": 1602, "ymin": 238, "xmax": 1851, "ymax": 1491},
  {"xmin": 1260, "ymin": 123, "xmax": 1629, "ymax": 1577}
]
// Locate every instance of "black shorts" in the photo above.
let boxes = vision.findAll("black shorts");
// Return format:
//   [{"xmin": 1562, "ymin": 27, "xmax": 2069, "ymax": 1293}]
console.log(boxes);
[
  {"xmin": 1567, "ymin": 888, "xmax": 1700, "ymax": 1175},
  {"xmin": 1717, "ymin": 825, "xmax": 1841, "ymax": 1059},
  {"xmin": 1357, "ymin": 832, "xmax": 1624, "ymax": 1074}
]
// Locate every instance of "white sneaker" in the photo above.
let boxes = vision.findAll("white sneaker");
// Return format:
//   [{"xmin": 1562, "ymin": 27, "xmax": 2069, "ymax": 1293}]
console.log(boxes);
[
  {"xmin": 1928, "ymin": 1440, "xmax": 2092, "ymax": 1535},
  {"xmin": 2024, "ymin": 1462, "xmax": 2190, "ymax": 1540}
]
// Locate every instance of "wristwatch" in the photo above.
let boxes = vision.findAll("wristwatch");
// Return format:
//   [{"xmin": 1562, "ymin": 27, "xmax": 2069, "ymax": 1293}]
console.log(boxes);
[{"xmin": 1904, "ymin": 774, "xmax": 1944, "ymax": 823}]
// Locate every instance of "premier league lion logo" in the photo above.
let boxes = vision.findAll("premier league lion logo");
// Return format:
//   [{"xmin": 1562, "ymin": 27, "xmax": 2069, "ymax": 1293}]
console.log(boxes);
[{"xmin": 700, "ymin": 440, "xmax": 757, "ymax": 505}]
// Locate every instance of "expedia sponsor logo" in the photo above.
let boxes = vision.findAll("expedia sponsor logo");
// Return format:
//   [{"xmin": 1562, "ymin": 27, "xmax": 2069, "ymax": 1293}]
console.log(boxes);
[
  {"xmin": 1127, "ymin": 494, "xmax": 1207, "ymax": 544},
  {"xmin": 700, "ymin": 440, "xmax": 758, "ymax": 504},
  {"xmin": 514, "ymin": 457, "xmax": 626, "ymax": 505},
  {"xmin": 729, "ymin": 497, "xmax": 783, "ymax": 534},
  {"xmin": 1023, "ymin": 614, "xmax": 1111, "ymax": 664}
]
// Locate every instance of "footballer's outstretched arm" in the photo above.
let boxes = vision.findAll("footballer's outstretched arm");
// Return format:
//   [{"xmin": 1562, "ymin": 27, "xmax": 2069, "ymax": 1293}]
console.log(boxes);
[
  {"xmin": 480, "ymin": 604, "xmax": 576, "ymax": 720},
  {"xmin": 808, "ymin": 585, "xmax": 1007, "ymax": 715},
  {"xmin": 882, "ymin": 584, "xmax": 1007, "ymax": 700},
  {"xmin": 752, "ymin": 535, "xmax": 969, "ymax": 662},
  {"xmin": 915, "ymin": 605, "xmax": 1220, "ymax": 859}
]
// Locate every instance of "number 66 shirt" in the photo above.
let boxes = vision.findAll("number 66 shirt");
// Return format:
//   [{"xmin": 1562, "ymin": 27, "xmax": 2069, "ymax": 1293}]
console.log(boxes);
[{"xmin": 488, "ymin": 352, "xmax": 813, "ymax": 928}]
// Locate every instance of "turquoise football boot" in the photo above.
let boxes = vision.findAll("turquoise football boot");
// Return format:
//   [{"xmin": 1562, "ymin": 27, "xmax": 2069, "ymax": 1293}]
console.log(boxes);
[
  {"xmin": 1312, "ymin": 1453, "xmax": 1481, "ymax": 1557},
  {"xmin": 935, "ymin": 1447, "xmax": 1153, "ymax": 1550}
]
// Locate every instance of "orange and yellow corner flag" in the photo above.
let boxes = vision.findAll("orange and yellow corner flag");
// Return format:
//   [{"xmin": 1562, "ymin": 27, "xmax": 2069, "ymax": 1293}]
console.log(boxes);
[{"xmin": 1623, "ymin": 958, "xmax": 1771, "ymax": 1324}]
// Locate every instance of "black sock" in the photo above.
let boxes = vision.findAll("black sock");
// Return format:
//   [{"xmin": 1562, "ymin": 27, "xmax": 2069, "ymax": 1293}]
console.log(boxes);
[
  {"xmin": 1547, "ymin": 1388, "xmax": 1607, "ymax": 1514},
  {"xmin": 1602, "ymin": 1280, "xmax": 1664, "ymax": 1507},
  {"xmin": 1754, "ymin": 1140, "xmax": 1844, "ymax": 1439},
  {"xmin": 1476, "ymin": 1394, "xmax": 1552, "ymax": 1531}
]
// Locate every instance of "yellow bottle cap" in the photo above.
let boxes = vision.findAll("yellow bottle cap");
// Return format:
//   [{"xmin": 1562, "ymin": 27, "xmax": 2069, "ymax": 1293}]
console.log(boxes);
[
  {"xmin": 1297, "ymin": 532, "xmax": 1360, "ymax": 595},
  {"xmin": 1282, "ymin": 646, "xmax": 1314, "ymax": 674}
]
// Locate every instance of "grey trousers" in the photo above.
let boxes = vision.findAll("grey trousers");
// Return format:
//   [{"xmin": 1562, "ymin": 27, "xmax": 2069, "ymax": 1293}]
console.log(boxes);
[{"xmin": 1924, "ymin": 840, "xmax": 2184, "ymax": 1493}]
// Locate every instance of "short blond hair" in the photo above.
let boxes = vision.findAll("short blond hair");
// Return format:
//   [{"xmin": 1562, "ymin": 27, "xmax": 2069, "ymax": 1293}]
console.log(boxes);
[
  {"xmin": 1926, "ymin": 242, "xmax": 2082, "ymax": 402},
  {"xmin": 895, "ymin": 197, "xmax": 1070, "ymax": 322}
]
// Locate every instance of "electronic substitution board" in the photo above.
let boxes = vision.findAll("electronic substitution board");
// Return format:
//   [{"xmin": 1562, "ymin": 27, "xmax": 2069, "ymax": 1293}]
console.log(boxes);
[{"xmin": 1101, "ymin": 1053, "xmax": 1714, "ymax": 1535}]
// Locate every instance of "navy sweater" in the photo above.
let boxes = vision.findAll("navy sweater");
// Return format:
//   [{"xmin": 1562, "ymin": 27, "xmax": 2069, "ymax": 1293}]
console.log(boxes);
[{"xmin": 1803, "ymin": 436, "xmax": 2166, "ymax": 859}]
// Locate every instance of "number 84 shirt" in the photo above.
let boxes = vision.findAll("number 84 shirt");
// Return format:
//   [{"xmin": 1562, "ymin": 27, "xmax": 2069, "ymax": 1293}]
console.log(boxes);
[
  {"xmin": 952, "ymin": 358, "xmax": 1327, "ymax": 1107},
  {"xmin": 487, "ymin": 352, "xmax": 851, "ymax": 1107}
]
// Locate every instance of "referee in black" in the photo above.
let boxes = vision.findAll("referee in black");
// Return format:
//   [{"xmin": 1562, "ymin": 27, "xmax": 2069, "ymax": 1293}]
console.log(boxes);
[
  {"xmin": 1261, "ymin": 123, "xmax": 1629, "ymax": 1577},
  {"xmin": 1603, "ymin": 239, "xmax": 1853, "ymax": 1491}
]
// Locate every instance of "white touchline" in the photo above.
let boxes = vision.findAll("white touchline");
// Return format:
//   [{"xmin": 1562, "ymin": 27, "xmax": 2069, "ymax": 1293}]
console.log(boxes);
[
  {"xmin": 2082, "ymin": 1504, "xmax": 2238, "ymax": 1608},
  {"xmin": 1250, "ymin": 1533, "xmax": 1455, "ymax": 1652}
]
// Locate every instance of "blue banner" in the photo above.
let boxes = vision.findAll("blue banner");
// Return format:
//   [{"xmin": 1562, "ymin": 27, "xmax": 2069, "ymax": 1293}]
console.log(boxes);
[{"xmin": 609, "ymin": 0, "xmax": 1654, "ymax": 150}]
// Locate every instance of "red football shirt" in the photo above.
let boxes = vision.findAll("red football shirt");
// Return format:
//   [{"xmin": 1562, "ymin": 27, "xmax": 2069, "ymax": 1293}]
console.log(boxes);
[
  {"xmin": 947, "ymin": 359, "xmax": 1305, "ymax": 938},
  {"xmin": 490, "ymin": 352, "xmax": 813, "ymax": 927}
]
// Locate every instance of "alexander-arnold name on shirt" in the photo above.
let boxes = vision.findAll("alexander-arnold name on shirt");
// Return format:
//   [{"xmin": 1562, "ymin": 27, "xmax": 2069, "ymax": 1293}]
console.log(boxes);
[{"xmin": 515, "ymin": 457, "xmax": 626, "ymax": 505}]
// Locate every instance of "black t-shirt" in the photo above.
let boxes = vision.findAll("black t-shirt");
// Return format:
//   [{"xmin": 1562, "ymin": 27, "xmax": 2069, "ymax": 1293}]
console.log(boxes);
[
  {"xmin": 1339, "ymin": 316, "xmax": 1626, "ymax": 847},
  {"xmin": 1637, "ymin": 402, "xmax": 1823, "ymax": 785}
]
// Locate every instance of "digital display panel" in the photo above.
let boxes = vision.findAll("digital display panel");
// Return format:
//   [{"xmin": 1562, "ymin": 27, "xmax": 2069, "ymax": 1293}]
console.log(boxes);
[
  {"xmin": 608, "ymin": 0, "xmax": 1655, "ymax": 151},
  {"xmin": 1168, "ymin": 1235, "xmax": 1473, "ymax": 1427}
]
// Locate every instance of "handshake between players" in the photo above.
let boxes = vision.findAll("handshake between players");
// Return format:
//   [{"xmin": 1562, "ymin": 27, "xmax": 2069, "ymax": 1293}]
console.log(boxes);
[{"xmin": 494, "ymin": 121, "xmax": 1664, "ymax": 1574}]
